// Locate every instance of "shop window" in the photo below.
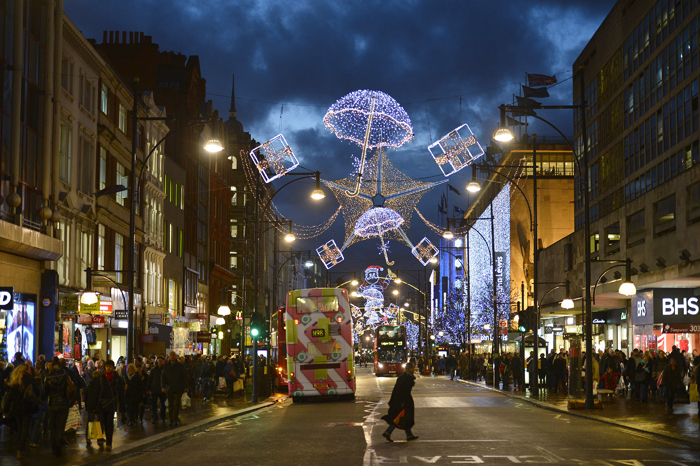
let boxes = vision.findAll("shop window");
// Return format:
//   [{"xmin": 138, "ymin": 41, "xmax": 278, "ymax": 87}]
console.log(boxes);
[
  {"xmin": 605, "ymin": 222, "xmax": 620, "ymax": 256},
  {"xmin": 687, "ymin": 182, "xmax": 700, "ymax": 225},
  {"xmin": 626, "ymin": 209, "xmax": 645, "ymax": 247},
  {"xmin": 654, "ymin": 194, "xmax": 676, "ymax": 236}
]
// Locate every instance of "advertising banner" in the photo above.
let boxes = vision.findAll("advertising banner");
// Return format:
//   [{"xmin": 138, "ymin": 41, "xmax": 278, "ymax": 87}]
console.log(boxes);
[{"xmin": 5, "ymin": 293, "xmax": 36, "ymax": 364}]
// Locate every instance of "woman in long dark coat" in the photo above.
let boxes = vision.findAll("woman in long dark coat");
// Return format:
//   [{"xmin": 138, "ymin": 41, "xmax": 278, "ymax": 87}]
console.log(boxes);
[{"xmin": 380, "ymin": 361, "xmax": 418, "ymax": 442}]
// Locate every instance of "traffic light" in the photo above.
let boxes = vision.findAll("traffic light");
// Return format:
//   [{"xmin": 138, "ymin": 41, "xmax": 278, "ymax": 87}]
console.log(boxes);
[{"xmin": 250, "ymin": 312, "xmax": 263, "ymax": 339}]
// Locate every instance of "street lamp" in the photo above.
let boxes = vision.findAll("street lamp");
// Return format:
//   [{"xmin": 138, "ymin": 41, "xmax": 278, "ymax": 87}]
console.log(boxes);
[
  {"xmin": 215, "ymin": 317, "xmax": 225, "ymax": 325},
  {"xmin": 204, "ymin": 138, "xmax": 224, "ymax": 153},
  {"xmin": 304, "ymin": 260, "xmax": 314, "ymax": 268},
  {"xmin": 592, "ymin": 258, "xmax": 636, "ymax": 303},
  {"xmin": 310, "ymin": 172, "xmax": 327, "ymax": 200},
  {"xmin": 284, "ymin": 222, "xmax": 296, "ymax": 242},
  {"xmin": 492, "ymin": 126, "xmax": 514, "ymax": 143}
]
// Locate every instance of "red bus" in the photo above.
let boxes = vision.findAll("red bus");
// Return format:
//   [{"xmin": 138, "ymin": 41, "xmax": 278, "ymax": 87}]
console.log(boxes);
[
  {"xmin": 271, "ymin": 306, "xmax": 288, "ymax": 391},
  {"xmin": 374, "ymin": 325, "xmax": 407, "ymax": 376}
]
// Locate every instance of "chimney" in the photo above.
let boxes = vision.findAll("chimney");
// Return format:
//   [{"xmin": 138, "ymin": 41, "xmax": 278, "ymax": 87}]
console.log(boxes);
[
  {"xmin": 122, "ymin": 31, "xmax": 126, "ymax": 44},
  {"xmin": 129, "ymin": 31, "xmax": 134, "ymax": 43},
  {"xmin": 140, "ymin": 32, "xmax": 144, "ymax": 43},
  {"xmin": 109, "ymin": 31, "xmax": 114, "ymax": 43},
  {"xmin": 103, "ymin": 31, "xmax": 107, "ymax": 43}
]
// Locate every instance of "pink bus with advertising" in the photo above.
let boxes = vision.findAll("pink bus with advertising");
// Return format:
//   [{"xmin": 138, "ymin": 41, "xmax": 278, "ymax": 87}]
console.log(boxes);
[{"xmin": 285, "ymin": 288, "xmax": 355, "ymax": 402}]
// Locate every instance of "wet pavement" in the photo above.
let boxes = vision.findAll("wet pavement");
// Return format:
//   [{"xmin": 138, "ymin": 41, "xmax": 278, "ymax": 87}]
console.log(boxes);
[
  {"xmin": 450, "ymin": 375, "xmax": 700, "ymax": 446},
  {"xmin": 0, "ymin": 389, "xmax": 278, "ymax": 465}
]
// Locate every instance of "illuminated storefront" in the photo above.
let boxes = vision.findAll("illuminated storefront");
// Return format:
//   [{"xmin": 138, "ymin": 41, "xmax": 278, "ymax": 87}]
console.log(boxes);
[{"xmin": 631, "ymin": 289, "xmax": 699, "ymax": 354}]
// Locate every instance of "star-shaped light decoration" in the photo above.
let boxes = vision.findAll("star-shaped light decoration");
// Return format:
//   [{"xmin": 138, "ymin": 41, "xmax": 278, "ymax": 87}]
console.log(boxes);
[{"xmin": 322, "ymin": 149, "xmax": 447, "ymax": 265}]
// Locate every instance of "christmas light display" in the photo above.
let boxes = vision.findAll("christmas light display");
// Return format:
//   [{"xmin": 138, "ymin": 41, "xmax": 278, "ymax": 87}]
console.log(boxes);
[
  {"xmin": 249, "ymin": 134, "xmax": 299, "ymax": 183},
  {"xmin": 466, "ymin": 185, "xmax": 511, "ymax": 342},
  {"xmin": 324, "ymin": 90, "xmax": 413, "ymax": 197},
  {"xmin": 411, "ymin": 237, "xmax": 439, "ymax": 266},
  {"xmin": 316, "ymin": 240, "xmax": 344, "ymax": 269},
  {"xmin": 354, "ymin": 207, "xmax": 404, "ymax": 238},
  {"xmin": 405, "ymin": 321, "xmax": 419, "ymax": 350},
  {"xmin": 322, "ymin": 149, "xmax": 447, "ymax": 264},
  {"xmin": 428, "ymin": 124, "xmax": 485, "ymax": 177},
  {"xmin": 239, "ymin": 149, "xmax": 340, "ymax": 239}
]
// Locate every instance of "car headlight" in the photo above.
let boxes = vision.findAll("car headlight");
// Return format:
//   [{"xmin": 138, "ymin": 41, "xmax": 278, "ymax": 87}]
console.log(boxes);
[
  {"xmin": 378, "ymin": 363, "xmax": 384, "ymax": 368},
  {"xmin": 402, "ymin": 364, "xmax": 406, "ymax": 368}
]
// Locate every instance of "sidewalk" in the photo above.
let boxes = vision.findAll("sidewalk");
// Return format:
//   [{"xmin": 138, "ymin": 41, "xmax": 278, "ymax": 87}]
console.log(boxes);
[
  {"xmin": 0, "ymin": 391, "xmax": 279, "ymax": 465},
  {"xmin": 448, "ymin": 375, "xmax": 700, "ymax": 446}
]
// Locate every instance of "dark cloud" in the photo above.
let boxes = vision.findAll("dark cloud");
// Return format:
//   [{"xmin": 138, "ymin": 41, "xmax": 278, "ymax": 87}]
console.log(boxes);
[{"xmin": 65, "ymin": 0, "xmax": 616, "ymax": 272}]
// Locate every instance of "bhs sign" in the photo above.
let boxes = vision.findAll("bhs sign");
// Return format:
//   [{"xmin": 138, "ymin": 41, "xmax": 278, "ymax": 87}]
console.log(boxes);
[{"xmin": 631, "ymin": 289, "xmax": 700, "ymax": 325}]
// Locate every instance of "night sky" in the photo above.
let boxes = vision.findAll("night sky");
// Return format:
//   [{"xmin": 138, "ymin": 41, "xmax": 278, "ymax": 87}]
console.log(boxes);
[{"xmin": 65, "ymin": 1, "xmax": 617, "ymax": 278}]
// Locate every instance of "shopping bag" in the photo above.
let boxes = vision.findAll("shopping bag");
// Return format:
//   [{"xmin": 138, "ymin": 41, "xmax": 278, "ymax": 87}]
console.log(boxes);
[
  {"xmin": 181, "ymin": 392, "xmax": 191, "ymax": 409},
  {"xmin": 233, "ymin": 378, "xmax": 244, "ymax": 392},
  {"xmin": 218, "ymin": 377, "xmax": 227, "ymax": 391},
  {"xmin": 393, "ymin": 409, "xmax": 406, "ymax": 429},
  {"xmin": 689, "ymin": 383, "xmax": 700, "ymax": 402},
  {"xmin": 64, "ymin": 404, "xmax": 82, "ymax": 431},
  {"xmin": 87, "ymin": 421, "xmax": 103, "ymax": 440}
]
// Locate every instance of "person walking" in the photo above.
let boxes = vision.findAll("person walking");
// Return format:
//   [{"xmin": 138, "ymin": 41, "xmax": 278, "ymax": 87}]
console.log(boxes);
[
  {"xmin": 44, "ymin": 356, "xmax": 74, "ymax": 457},
  {"xmin": 446, "ymin": 352, "xmax": 457, "ymax": 381},
  {"xmin": 89, "ymin": 360, "xmax": 125, "ymax": 451},
  {"xmin": 125, "ymin": 364, "xmax": 145, "ymax": 426},
  {"xmin": 223, "ymin": 358, "xmax": 238, "ymax": 397},
  {"xmin": 459, "ymin": 352, "xmax": 468, "ymax": 380},
  {"xmin": 199, "ymin": 356, "xmax": 216, "ymax": 401},
  {"xmin": 511, "ymin": 352, "xmax": 523, "ymax": 391},
  {"xmin": 161, "ymin": 351, "xmax": 188, "ymax": 426},
  {"xmin": 636, "ymin": 354, "xmax": 652, "ymax": 402},
  {"xmin": 84, "ymin": 369, "xmax": 105, "ymax": 447},
  {"xmin": 2, "ymin": 364, "xmax": 42, "ymax": 459},
  {"xmin": 148, "ymin": 356, "xmax": 166, "ymax": 424},
  {"xmin": 660, "ymin": 357, "xmax": 684, "ymax": 413},
  {"xmin": 381, "ymin": 361, "xmax": 418, "ymax": 442}
]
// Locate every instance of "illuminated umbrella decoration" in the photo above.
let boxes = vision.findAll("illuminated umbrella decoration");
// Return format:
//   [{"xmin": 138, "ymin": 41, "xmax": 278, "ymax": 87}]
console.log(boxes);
[
  {"xmin": 351, "ymin": 207, "xmax": 404, "ymax": 265},
  {"xmin": 324, "ymin": 90, "xmax": 413, "ymax": 196}
]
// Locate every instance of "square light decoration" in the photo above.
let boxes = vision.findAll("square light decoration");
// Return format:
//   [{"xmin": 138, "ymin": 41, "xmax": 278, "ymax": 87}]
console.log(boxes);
[
  {"xmin": 316, "ymin": 240, "xmax": 345, "ymax": 269},
  {"xmin": 249, "ymin": 134, "xmax": 299, "ymax": 183},
  {"xmin": 412, "ymin": 237, "xmax": 439, "ymax": 266},
  {"xmin": 428, "ymin": 124, "xmax": 484, "ymax": 177}
]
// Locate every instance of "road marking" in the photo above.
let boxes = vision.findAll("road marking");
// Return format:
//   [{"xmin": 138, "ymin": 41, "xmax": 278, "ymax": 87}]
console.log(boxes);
[
  {"xmin": 553, "ymin": 414, "xmax": 569, "ymax": 421},
  {"xmin": 413, "ymin": 440, "xmax": 507, "ymax": 443},
  {"xmin": 363, "ymin": 378, "xmax": 385, "ymax": 466}
]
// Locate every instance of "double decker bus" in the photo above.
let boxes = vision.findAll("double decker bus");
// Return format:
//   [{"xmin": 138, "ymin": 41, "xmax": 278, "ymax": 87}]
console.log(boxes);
[
  {"xmin": 285, "ymin": 288, "xmax": 355, "ymax": 401},
  {"xmin": 270, "ymin": 306, "xmax": 288, "ymax": 391},
  {"xmin": 374, "ymin": 325, "xmax": 407, "ymax": 376}
]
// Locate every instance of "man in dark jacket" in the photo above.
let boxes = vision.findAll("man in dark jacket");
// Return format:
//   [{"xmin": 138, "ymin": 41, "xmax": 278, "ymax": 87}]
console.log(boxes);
[
  {"xmin": 510, "ymin": 353, "xmax": 523, "ymax": 391},
  {"xmin": 87, "ymin": 360, "xmax": 125, "ymax": 451},
  {"xmin": 161, "ymin": 351, "xmax": 188, "ymax": 426},
  {"xmin": 446, "ymin": 352, "xmax": 457, "ymax": 380},
  {"xmin": 199, "ymin": 357, "xmax": 216, "ymax": 401},
  {"xmin": 148, "ymin": 357, "xmax": 166, "ymax": 423},
  {"xmin": 380, "ymin": 361, "xmax": 418, "ymax": 442},
  {"xmin": 44, "ymin": 357, "xmax": 72, "ymax": 457},
  {"xmin": 223, "ymin": 359, "xmax": 238, "ymax": 397}
]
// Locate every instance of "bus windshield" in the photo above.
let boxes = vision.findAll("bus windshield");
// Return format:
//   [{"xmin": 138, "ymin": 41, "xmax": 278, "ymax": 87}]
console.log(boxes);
[{"xmin": 377, "ymin": 346, "xmax": 406, "ymax": 363}]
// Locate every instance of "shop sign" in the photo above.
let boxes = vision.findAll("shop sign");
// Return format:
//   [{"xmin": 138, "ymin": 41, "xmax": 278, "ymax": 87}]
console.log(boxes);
[
  {"xmin": 114, "ymin": 310, "xmax": 128, "ymax": 320},
  {"xmin": 544, "ymin": 326, "xmax": 553, "ymax": 334},
  {"xmin": 92, "ymin": 316, "xmax": 106, "ymax": 328},
  {"xmin": 592, "ymin": 318, "xmax": 606, "ymax": 324},
  {"xmin": 190, "ymin": 321, "xmax": 201, "ymax": 332},
  {"xmin": 632, "ymin": 289, "xmax": 700, "ymax": 325},
  {"xmin": 0, "ymin": 287, "xmax": 14, "ymax": 310},
  {"xmin": 663, "ymin": 323, "xmax": 700, "ymax": 333},
  {"xmin": 99, "ymin": 300, "xmax": 113, "ymax": 315},
  {"xmin": 621, "ymin": 312, "xmax": 627, "ymax": 320},
  {"xmin": 148, "ymin": 314, "xmax": 163, "ymax": 324},
  {"xmin": 551, "ymin": 326, "xmax": 564, "ymax": 333},
  {"xmin": 139, "ymin": 334, "xmax": 154, "ymax": 343},
  {"xmin": 58, "ymin": 294, "xmax": 79, "ymax": 313},
  {"xmin": 77, "ymin": 314, "xmax": 93, "ymax": 324},
  {"xmin": 197, "ymin": 331, "xmax": 211, "ymax": 343},
  {"xmin": 197, "ymin": 313, "xmax": 208, "ymax": 325},
  {"xmin": 80, "ymin": 298, "xmax": 100, "ymax": 314}
]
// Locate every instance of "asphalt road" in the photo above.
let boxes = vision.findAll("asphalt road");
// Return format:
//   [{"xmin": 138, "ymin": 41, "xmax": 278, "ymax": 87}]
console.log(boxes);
[{"xmin": 109, "ymin": 367, "xmax": 700, "ymax": 466}]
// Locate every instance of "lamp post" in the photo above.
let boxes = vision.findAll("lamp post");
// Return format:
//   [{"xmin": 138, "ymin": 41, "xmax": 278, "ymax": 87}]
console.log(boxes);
[
  {"xmin": 127, "ymin": 79, "xmax": 223, "ymax": 364},
  {"xmin": 490, "ymin": 68, "xmax": 593, "ymax": 405}
]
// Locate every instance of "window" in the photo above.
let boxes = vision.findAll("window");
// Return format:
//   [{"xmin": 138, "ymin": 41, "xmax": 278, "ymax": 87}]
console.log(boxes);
[
  {"xmin": 115, "ymin": 233, "xmax": 124, "ymax": 283},
  {"xmin": 101, "ymin": 83, "xmax": 109, "ymax": 114},
  {"xmin": 118, "ymin": 103, "xmax": 127, "ymax": 133},
  {"xmin": 57, "ymin": 220, "xmax": 71, "ymax": 286},
  {"xmin": 99, "ymin": 147, "xmax": 107, "ymax": 191},
  {"xmin": 231, "ymin": 186, "xmax": 237, "ymax": 206},
  {"xmin": 589, "ymin": 233, "xmax": 600, "ymax": 253},
  {"xmin": 61, "ymin": 57, "xmax": 73, "ymax": 94},
  {"xmin": 179, "ymin": 230, "xmax": 183, "ymax": 257},
  {"xmin": 231, "ymin": 155, "xmax": 238, "ymax": 170},
  {"xmin": 175, "ymin": 183, "xmax": 179, "ymax": 207},
  {"xmin": 605, "ymin": 222, "xmax": 620, "ymax": 256},
  {"xmin": 80, "ymin": 74, "xmax": 94, "ymax": 114},
  {"xmin": 169, "ymin": 223, "xmax": 173, "ymax": 254},
  {"xmin": 230, "ymin": 252, "xmax": 238, "ymax": 269},
  {"xmin": 626, "ymin": 210, "xmax": 646, "ymax": 247},
  {"xmin": 563, "ymin": 242, "xmax": 573, "ymax": 271},
  {"xmin": 654, "ymin": 194, "xmax": 676, "ymax": 236},
  {"xmin": 231, "ymin": 222, "xmax": 238, "ymax": 238},
  {"xmin": 116, "ymin": 163, "xmax": 128, "ymax": 206},
  {"xmin": 79, "ymin": 229, "xmax": 92, "ymax": 289},
  {"xmin": 78, "ymin": 135, "xmax": 93, "ymax": 194},
  {"xmin": 58, "ymin": 123, "xmax": 72, "ymax": 183},
  {"xmin": 688, "ymin": 183, "xmax": 700, "ymax": 224},
  {"xmin": 180, "ymin": 185, "xmax": 184, "ymax": 209},
  {"xmin": 97, "ymin": 224, "xmax": 105, "ymax": 270}
]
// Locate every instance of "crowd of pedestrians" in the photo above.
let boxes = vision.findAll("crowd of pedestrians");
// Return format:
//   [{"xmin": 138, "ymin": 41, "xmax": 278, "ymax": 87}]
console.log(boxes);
[{"xmin": 1, "ymin": 350, "xmax": 249, "ymax": 459}]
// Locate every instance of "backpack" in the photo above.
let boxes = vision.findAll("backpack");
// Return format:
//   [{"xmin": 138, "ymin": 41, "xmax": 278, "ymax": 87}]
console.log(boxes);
[{"xmin": 66, "ymin": 375, "xmax": 77, "ymax": 403}]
